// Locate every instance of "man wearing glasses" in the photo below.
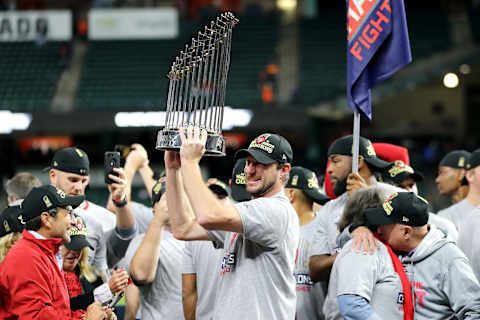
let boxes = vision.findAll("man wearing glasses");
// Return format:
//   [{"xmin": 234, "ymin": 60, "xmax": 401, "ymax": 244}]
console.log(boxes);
[{"xmin": 0, "ymin": 185, "xmax": 108, "ymax": 320}]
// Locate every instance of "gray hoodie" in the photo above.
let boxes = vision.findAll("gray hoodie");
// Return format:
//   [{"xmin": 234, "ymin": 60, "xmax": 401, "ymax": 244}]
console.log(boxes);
[{"xmin": 400, "ymin": 225, "xmax": 480, "ymax": 320}]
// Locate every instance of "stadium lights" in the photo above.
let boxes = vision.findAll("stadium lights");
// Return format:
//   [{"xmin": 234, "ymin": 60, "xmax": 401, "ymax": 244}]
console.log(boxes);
[
  {"xmin": 277, "ymin": 0, "xmax": 297, "ymax": 11},
  {"xmin": 0, "ymin": 110, "xmax": 32, "ymax": 134},
  {"xmin": 114, "ymin": 107, "xmax": 253, "ymax": 130},
  {"xmin": 443, "ymin": 72, "xmax": 459, "ymax": 89}
]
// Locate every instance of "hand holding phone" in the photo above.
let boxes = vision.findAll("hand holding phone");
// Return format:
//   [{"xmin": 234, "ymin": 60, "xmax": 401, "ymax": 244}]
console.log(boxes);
[{"xmin": 104, "ymin": 152, "xmax": 121, "ymax": 184}]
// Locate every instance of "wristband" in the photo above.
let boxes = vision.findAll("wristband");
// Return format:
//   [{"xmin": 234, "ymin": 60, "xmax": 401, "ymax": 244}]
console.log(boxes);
[{"xmin": 112, "ymin": 196, "xmax": 127, "ymax": 208}]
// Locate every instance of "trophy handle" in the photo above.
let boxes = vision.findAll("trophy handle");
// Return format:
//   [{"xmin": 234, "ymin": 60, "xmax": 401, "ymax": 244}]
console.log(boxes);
[{"xmin": 156, "ymin": 129, "xmax": 226, "ymax": 157}]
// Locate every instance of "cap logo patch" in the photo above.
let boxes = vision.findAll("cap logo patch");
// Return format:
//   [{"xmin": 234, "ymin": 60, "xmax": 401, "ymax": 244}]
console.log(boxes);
[
  {"xmin": 3, "ymin": 220, "xmax": 10, "ymax": 232},
  {"xmin": 458, "ymin": 157, "xmax": 465, "ymax": 168},
  {"xmin": 18, "ymin": 215, "xmax": 25, "ymax": 225},
  {"xmin": 249, "ymin": 134, "xmax": 275, "ymax": 154},
  {"xmin": 80, "ymin": 169, "xmax": 87, "ymax": 174},
  {"xmin": 75, "ymin": 149, "xmax": 84, "ymax": 158},
  {"xmin": 366, "ymin": 142, "xmax": 377, "ymax": 157},
  {"xmin": 291, "ymin": 175, "xmax": 298, "ymax": 186},
  {"xmin": 383, "ymin": 192, "xmax": 398, "ymax": 216},
  {"xmin": 153, "ymin": 181, "xmax": 163, "ymax": 195},
  {"xmin": 307, "ymin": 175, "xmax": 320, "ymax": 189},
  {"xmin": 402, "ymin": 216, "xmax": 409, "ymax": 222},
  {"xmin": 282, "ymin": 154, "xmax": 286, "ymax": 161},
  {"xmin": 53, "ymin": 161, "xmax": 58, "ymax": 167},
  {"xmin": 70, "ymin": 216, "xmax": 87, "ymax": 236},
  {"xmin": 388, "ymin": 161, "xmax": 414, "ymax": 177},
  {"xmin": 43, "ymin": 195, "xmax": 52, "ymax": 208},
  {"xmin": 57, "ymin": 189, "xmax": 66, "ymax": 199},
  {"xmin": 235, "ymin": 173, "xmax": 246, "ymax": 185}
]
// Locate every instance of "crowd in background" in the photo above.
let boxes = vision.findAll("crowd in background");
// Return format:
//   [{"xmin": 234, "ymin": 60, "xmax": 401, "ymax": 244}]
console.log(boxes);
[{"xmin": 1, "ymin": 128, "xmax": 480, "ymax": 319}]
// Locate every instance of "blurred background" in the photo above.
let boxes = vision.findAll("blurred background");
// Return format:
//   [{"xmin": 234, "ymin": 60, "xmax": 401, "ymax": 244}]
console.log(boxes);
[{"xmin": 0, "ymin": 0, "xmax": 479, "ymax": 211}]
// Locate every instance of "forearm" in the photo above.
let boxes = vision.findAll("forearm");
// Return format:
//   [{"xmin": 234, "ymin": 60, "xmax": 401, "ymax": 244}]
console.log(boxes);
[
  {"xmin": 115, "ymin": 205, "xmax": 135, "ymax": 229},
  {"xmin": 309, "ymin": 253, "xmax": 337, "ymax": 282},
  {"xmin": 130, "ymin": 217, "xmax": 164, "ymax": 283},
  {"xmin": 182, "ymin": 274, "xmax": 198, "ymax": 320},
  {"xmin": 180, "ymin": 160, "xmax": 227, "ymax": 228},
  {"xmin": 167, "ymin": 168, "xmax": 202, "ymax": 239},
  {"xmin": 139, "ymin": 165, "xmax": 156, "ymax": 198}
]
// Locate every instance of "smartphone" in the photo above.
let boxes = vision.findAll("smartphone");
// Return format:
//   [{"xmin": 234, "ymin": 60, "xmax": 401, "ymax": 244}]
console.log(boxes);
[{"xmin": 104, "ymin": 151, "xmax": 121, "ymax": 184}]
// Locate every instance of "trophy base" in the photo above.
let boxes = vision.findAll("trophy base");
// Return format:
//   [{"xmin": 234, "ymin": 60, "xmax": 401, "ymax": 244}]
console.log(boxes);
[{"xmin": 156, "ymin": 129, "xmax": 226, "ymax": 157}]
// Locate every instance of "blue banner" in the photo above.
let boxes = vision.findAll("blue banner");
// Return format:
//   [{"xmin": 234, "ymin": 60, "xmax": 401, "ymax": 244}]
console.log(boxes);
[{"xmin": 347, "ymin": 0, "xmax": 412, "ymax": 119}]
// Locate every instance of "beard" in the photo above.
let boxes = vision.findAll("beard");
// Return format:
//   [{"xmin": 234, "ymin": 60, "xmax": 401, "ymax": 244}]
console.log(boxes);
[
  {"xmin": 248, "ymin": 178, "xmax": 276, "ymax": 198},
  {"xmin": 333, "ymin": 176, "xmax": 347, "ymax": 196}
]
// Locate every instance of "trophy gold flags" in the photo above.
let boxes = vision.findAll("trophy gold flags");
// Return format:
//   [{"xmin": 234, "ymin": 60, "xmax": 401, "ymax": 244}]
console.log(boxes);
[{"xmin": 156, "ymin": 12, "xmax": 239, "ymax": 156}]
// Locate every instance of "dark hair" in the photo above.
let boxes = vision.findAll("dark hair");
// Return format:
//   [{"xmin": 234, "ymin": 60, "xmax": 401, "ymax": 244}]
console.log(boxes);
[
  {"xmin": 338, "ymin": 186, "xmax": 390, "ymax": 232},
  {"xmin": 24, "ymin": 208, "xmax": 58, "ymax": 231}
]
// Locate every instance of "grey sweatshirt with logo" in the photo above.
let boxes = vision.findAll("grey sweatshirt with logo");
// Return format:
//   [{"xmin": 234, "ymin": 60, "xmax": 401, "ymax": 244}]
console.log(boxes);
[{"xmin": 400, "ymin": 225, "xmax": 480, "ymax": 320}]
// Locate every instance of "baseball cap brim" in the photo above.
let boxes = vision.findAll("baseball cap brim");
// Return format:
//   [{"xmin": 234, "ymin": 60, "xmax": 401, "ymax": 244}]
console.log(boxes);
[
  {"xmin": 364, "ymin": 157, "xmax": 391, "ymax": 171},
  {"xmin": 398, "ymin": 171, "xmax": 424, "ymax": 182},
  {"xmin": 364, "ymin": 207, "xmax": 397, "ymax": 226},
  {"xmin": 57, "ymin": 194, "xmax": 85, "ymax": 210},
  {"xmin": 235, "ymin": 149, "xmax": 276, "ymax": 165},
  {"xmin": 303, "ymin": 188, "xmax": 330, "ymax": 205},
  {"xmin": 65, "ymin": 235, "xmax": 94, "ymax": 251}
]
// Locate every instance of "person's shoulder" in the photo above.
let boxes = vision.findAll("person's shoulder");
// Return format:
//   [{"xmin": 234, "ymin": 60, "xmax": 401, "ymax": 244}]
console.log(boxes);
[{"xmin": 85, "ymin": 201, "xmax": 114, "ymax": 214}]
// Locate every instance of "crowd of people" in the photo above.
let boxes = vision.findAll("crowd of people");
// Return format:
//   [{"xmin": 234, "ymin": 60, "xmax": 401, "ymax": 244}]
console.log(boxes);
[{"xmin": 1, "ymin": 125, "xmax": 480, "ymax": 319}]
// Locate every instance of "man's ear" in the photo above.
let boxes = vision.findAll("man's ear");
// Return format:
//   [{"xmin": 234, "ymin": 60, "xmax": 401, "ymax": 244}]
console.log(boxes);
[
  {"xmin": 40, "ymin": 212, "xmax": 52, "ymax": 229},
  {"xmin": 457, "ymin": 169, "xmax": 466, "ymax": 182},
  {"xmin": 49, "ymin": 169, "xmax": 56, "ymax": 184},
  {"xmin": 466, "ymin": 169, "xmax": 474, "ymax": 184},
  {"xmin": 286, "ymin": 188, "xmax": 298, "ymax": 203}
]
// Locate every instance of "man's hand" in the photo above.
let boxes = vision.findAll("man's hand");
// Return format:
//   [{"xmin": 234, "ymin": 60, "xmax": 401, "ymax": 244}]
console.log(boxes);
[
  {"xmin": 346, "ymin": 173, "xmax": 368, "ymax": 196},
  {"xmin": 84, "ymin": 302, "xmax": 107, "ymax": 320},
  {"xmin": 164, "ymin": 151, "xmax": 181, "ymax": 170},
  {"xmin": 179, "ymin": 125, "xmax": 207, "ymax": 163},
  {"xmin": 108, "ymin": 168, "xmax": 127, "ymax": 200},
  {"xmin": 125, "ymin": 143, "xmax": 149, "ymax": 170},
  {"xmin": 351, "ymin": 226, "xmax": 379, "ymax": 255},
  {"xmin": 154, "ymin": 194, "xmax": 170, "ymax": 225},
  {"xmin": 108, "ymin": 268, "xmax": 130, "ymax": 294}
]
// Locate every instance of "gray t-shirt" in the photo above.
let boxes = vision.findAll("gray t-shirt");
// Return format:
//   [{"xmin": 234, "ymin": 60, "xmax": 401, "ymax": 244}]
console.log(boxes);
[
  {"xmin": 456, "ymin": 208, "xmax": 480, "ymax": 281},
  {"xmin": 130, "ymin": 201, "xmax": 154, "ymax": 234},
  {"xmin": 74, "ymin": 201, "xmax": 108, "ymax": 271},
  {"xmin": 295, "ymin": 214, "xmax": 327, "ymax": 320},
  {"xmin": 124, "ymin": 230, "xmax": 186, "ymax": 320},
  {"xmin": 310, "ymin": 193, "xmax": 349, "ymax": 256},
  {"xmin": 206, "ymin": 192, "xmax": 299, "ymax": 320},
  {"xmin": 182, "ymin": 241, "xmax": 223, "ymax": 320},
  {"xmin": 326, "ymin": 240, "xmax": 403, "ymax": 320},
  {"xmin": 437, "ymin": 199, "xmax": 476, "ymax": 231}
]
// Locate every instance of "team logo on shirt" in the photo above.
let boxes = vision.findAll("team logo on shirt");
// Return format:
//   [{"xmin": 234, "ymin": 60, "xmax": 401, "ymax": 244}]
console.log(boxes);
[
  {"xmin": 295, "ymin": 273, "xmax": 313, "ymax": 292},
  {"xmin": 220, "ymin": 252, "xmax": 236, "ymax": 275}
]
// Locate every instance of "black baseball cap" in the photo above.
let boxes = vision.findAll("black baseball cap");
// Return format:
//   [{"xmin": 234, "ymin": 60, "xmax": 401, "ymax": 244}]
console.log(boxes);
[
  {"xmin": 21, "ymin": 185, "xmax": 85, "ymax": 222},
  {"xmin": 467, "ymin": 149, "xmax": 480, "ymax": 170},
  {"xmin": 286, "ymin": 167, "xmax": 330, "ymax": 205},
  {"xmin": 235, "ymin": 133, "xmax": 293, "ymax": 165},
  {"xmin": 382, "ymin": 161, "xmax": 424, "ymax": 185},
  {"xmin": 65, "ymin": 214, "xmax": 93, "ymax": 251},
  {"xmin": 365, "ymin": 192, "xmax": 429, "ymax": 227},
  {"xmin": 0, "ymin": 205, "xmax": 25, "ymax": 237},
  {"xmin": 151, "ymin": 178, "xmax": 166, "ymax": 205},
  {"xmin": 207, "ymin": 178, "xmax": 230, "ymax": 198},
  {"xmin": 46, "ymin": 147, "xmax": 90, "ymax": 176},
  {"xmin": 327, "ymin": 135, "xmax": 389, "ymax": 171},
  {"xmin": 439, "ymin": 150, "xmax": 470, "ymax": 169},
  {"xmin": 231, "ymin": 159, "xmax": 251, "ymax": 202}
]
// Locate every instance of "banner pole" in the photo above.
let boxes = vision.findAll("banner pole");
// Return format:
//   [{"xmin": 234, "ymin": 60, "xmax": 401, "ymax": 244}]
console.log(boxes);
[{"xmin": 352, "ymin": 111, "xmax": 360, "ymax": 174}]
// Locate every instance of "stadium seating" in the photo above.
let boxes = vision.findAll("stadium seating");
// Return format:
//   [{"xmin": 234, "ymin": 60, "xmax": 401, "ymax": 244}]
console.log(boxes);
[{"xmin": 0, "ymin": 41, "xmax": 64, "ymax": 111}]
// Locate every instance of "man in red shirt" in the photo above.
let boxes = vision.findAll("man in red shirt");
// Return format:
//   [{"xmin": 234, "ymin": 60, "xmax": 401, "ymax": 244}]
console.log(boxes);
[{"xmin": 0, "ymin": 185, "xmax": 107, "ymax": 320}]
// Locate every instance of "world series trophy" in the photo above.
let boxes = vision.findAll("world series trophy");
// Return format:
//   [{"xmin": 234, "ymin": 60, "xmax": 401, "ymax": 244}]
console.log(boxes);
[{"xmin": 156, "ymin": 12, "xmax": 239, "ymax": 156}]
